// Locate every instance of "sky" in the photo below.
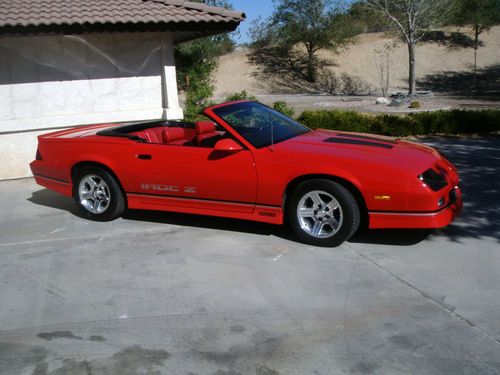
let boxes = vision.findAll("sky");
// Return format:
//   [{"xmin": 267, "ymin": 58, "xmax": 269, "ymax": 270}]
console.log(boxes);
[{"xmin": 231, "ymin": 0, "xmax": 274, "ymax": 44}]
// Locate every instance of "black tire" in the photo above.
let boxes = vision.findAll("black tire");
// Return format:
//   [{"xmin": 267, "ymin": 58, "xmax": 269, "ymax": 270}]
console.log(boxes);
[
  {"xmin": 73, "ymin": 166, "xmax": 125, "ymax": 222},
  {"xmin": 287, "ymin": 179, "xmax": 360, "ymax": 247}
]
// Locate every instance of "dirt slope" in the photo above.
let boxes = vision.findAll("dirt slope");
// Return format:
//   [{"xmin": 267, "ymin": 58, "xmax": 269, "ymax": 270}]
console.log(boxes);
[{"xmin": 213, "ymin": 26, "xmax": 500, "ymax": 98}]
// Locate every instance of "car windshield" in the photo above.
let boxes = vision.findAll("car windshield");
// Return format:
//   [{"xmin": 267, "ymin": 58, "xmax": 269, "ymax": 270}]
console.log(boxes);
[{"xmin": 212, "ymin": 102, "xmax": 310, "ymax": 148}]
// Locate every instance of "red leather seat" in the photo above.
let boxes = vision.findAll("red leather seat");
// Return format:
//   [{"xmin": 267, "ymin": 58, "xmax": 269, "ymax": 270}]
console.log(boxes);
[
  {"xmin": 162, "ymin": 127, "xmax": 190, "ymax": 146},
  {"xmin": 131, "ymin": 127, "xmax": 165, "ymax": 143},
  {"xmin": 195, "ymin": 121, "xmax": 221, "ymax": 147}
]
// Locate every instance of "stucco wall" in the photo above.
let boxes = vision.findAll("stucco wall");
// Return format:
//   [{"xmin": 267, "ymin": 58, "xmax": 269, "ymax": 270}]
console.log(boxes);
[{"xmin": 0, "ymin": 32, "xmax": 182, "ymax": 180}]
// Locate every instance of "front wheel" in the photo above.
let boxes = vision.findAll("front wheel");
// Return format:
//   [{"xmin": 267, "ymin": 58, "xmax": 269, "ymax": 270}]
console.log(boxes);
[
  {"xmin": 74, "ymin": 167, "xmax": 125, "ymax": 221},
  {"xmin": 287, "ymin": 179, "xmax": 360, "ymax": 247}
]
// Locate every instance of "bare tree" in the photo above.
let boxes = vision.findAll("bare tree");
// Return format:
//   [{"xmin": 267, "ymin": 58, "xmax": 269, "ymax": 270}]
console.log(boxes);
[
  {"xmin": 366, "ymin": 0, "xmax": 452, "ymax": 96},
  {"xmin": 373, "ymin": 41, "xmax": 396, "ymax": 96}
]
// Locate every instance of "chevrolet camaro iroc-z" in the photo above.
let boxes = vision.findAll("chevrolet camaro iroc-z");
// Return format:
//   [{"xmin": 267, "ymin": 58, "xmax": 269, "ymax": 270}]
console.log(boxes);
[{"xmin": 30, "ymin": 101, "xmax": 463, "ymax": 246}]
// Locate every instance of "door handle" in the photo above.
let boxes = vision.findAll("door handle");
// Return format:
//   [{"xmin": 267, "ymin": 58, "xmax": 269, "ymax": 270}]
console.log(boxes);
[{"xmin": 136, "ymin": 154, "xmax": 152, "ymax": 160}]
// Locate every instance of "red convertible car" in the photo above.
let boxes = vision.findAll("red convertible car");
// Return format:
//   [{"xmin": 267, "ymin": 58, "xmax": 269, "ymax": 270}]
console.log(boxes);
[{"xmin": 30, "ymin": 101, "xmax": 462, "ymax": 246}]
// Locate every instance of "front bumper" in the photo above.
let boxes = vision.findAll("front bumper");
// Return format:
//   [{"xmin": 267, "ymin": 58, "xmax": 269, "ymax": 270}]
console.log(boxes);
[{"xmin": 368, "ymin": 186, "xmax": 463, "ymax": 229}]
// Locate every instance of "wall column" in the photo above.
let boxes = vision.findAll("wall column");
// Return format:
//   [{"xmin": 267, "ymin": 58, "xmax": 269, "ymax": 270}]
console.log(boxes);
[{"xmin": 160, "ymin": 33, "xmax": 183, "ymax": 120}]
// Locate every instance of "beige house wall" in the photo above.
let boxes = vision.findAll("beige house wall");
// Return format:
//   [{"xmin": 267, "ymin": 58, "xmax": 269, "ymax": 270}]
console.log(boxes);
[{"xmin": 0, "ymin": 31, "xmax": 183, "ymax": 179}]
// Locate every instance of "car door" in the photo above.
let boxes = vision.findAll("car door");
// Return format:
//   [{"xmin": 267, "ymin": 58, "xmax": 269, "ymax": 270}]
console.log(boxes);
[{"xmin": 130, "ymin": 141, "xmax": 258, "ymax": 213}]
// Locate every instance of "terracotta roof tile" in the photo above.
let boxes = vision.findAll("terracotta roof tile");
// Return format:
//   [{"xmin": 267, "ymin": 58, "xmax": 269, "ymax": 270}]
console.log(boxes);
[{"xmin": 0, "ymin": 0, "xmax": 245, "ymax": 37}]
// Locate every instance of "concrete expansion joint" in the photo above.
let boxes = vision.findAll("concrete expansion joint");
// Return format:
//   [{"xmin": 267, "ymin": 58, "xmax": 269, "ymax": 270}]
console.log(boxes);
[
  {"xmin": 345, "ymin": 244, "xmax": 500, "ymax": 347},
  {"xmin": 0, "ymin": 226, "xmax": 182, "ymax": 248}
]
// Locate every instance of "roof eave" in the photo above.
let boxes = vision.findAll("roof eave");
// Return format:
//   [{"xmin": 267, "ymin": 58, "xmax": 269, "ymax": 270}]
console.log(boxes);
[{"xmin": 0, "ymin": 20, "xmax": 242, "ymax": 42}]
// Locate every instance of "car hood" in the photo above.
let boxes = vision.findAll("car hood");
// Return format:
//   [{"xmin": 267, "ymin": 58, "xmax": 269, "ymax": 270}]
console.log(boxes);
[{"xmin": 279, "ymin": 129, "xmax": 441, "ymax": 172}]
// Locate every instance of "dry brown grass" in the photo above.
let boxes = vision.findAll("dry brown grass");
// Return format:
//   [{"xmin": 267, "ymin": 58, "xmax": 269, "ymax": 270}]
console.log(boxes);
[{"xmin": 213, "ymin": 26, "xmax": 500, "ymax": 97}]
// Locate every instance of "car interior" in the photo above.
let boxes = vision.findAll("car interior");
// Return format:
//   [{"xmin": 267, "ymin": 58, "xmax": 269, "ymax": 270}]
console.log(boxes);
[{"xmin": 102, "ymin": 120, "xmax": 228, "ymax": 148}]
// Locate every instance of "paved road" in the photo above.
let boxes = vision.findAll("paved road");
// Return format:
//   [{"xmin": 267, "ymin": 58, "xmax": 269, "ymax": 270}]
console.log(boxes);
[{"xmin": 0, "ymin": 137, "xmax": 499, "ymax": 374}]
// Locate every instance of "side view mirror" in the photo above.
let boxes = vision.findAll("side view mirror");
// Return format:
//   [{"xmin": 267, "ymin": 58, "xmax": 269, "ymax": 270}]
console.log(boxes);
[{"xmin": 214, "ymin": 139, "xmax": 243, "ymax": 153}]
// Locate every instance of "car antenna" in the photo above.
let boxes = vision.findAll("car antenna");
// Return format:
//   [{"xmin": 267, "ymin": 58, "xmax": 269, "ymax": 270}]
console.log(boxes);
[{"xmin": 271, "ymin": 121, "xmax": 274, "ymax": 152}]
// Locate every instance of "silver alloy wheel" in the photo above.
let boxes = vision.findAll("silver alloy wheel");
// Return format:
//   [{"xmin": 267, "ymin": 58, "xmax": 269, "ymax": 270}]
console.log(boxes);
[
  {"xmin": 78, "ymin": 174, "xmax": 111, "ymax": 214},
  {"xmin": 296, "ymin": 190, "xmax": 343, "ymax": 239}
]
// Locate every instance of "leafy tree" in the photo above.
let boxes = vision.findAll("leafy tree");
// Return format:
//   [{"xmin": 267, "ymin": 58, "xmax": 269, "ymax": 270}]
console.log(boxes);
[
  {"xmin": 347, "ymin": 1, "xmax": 390, "ymax": 33},
  {"xmin": 451, "ymin": 0, "xmax": 500, "ymax": 89},
  {"xmin": 175, "ymin": 0, "xmax": 236, "ymax": 120},
  {"xmin": 366, "ymin": 0, "xmax": 453, "ymax": 96},
  {"xmin": 251, "ymin": 0, "xmax": 356, "ymax": 83}
]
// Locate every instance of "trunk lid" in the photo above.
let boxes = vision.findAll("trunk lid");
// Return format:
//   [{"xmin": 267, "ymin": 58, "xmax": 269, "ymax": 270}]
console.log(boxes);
[{"xmin": 38, "ymin": 122, "xmax": 120, "ymax": 141}]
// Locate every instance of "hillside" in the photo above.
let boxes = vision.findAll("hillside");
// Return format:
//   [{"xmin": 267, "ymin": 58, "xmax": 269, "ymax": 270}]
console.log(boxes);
[{"xmin": 213, "ymin": 26, "xmax": 500, "ymax": 98}]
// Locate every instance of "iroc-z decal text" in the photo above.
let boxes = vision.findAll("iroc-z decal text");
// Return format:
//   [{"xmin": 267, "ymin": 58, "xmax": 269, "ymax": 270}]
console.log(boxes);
[{"xmin": 141, "ymin": 183, "xmax": 197, "ymax": 194}]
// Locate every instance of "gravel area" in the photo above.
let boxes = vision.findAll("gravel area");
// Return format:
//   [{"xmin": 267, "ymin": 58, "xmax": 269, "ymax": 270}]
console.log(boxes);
[{"xmin": 312, "ymin": 97, "xmax": 451, "ymax": 113}]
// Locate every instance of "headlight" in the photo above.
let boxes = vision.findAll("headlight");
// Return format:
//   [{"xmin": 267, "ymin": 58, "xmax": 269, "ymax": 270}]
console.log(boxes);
[{"xmin": 418, "ymin": 168, "xmax": 448, "ymax": 192}]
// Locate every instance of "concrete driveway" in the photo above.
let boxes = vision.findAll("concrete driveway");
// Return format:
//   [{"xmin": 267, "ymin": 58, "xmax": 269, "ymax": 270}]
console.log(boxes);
[{"xmin": 0, "ymin": 137, "xmax": 499, "ymax": 375}]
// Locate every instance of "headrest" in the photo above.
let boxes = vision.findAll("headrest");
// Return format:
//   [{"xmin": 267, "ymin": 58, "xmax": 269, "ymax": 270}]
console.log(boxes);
[
  {"xmin": 162, "ymin": 127, "xmax": 185, "ymax": 143},
  {"xmin": 195, "ymin": 121, "xmax": 216, "ymax": 135}
]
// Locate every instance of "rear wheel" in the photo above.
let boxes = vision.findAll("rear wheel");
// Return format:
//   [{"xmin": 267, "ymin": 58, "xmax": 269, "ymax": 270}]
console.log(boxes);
[
  {"xmin": 74, "ymin": 167, "xmax": 125, "ymax": 221},
  {"xmin": 287, "ymin": 179, "xmax": 360, "ymax": 247}
]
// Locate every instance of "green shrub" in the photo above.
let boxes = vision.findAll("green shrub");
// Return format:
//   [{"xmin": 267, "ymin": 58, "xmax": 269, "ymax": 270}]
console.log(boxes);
[
  {"xmin": 225, "ymin": 90, "xmax": 258, "ymax": 102},
  {"xmin": 272, "ymin": 101, "xmax": 295, "ymax": 117},
  {"xmin": 298, "ymin": 110, "xmax": 372, "ymax": 133},
  {"xmin": 409, "ymin": 101, "xmax": 421, "ymax": 109},
  {"xmin": 296, "ymin": 109, "xmax": 500, "ymax": 136}
]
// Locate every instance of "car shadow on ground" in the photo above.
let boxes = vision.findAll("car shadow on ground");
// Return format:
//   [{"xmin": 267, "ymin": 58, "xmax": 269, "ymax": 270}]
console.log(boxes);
[
  {"xmin": 124, "ymin": 210, "xmax": 435, "ymax": 246},
  {"xmin": 349, "ymin": 229, "xmax": 433, "ymax": 246},
  {"xmin": 28, "ymin": 188, "xmax": 433, "ymax": 247},
  {"xmin": 28, "ymin": 188, "xmax": 80, "ymax": 215}
]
